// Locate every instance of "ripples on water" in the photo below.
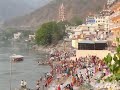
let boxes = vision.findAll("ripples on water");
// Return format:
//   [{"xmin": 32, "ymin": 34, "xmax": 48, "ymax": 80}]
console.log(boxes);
[{"xmin": 0, "ymin": 41, "xmax": 51, "ymax": 90}]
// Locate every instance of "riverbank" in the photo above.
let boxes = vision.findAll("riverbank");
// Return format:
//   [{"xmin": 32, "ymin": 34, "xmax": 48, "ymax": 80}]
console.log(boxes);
[
  {"xmin": 21, "ymin": 39, "xmax": 120, "ymax": 90},
  {"xmin": 13, "ymin": 40, "xmax": 120, "ymax": 90},
  {"xmin": 43, "ymin": 48, "xmax": 120, "ymax": 90},
  {"xmin": 32, "ymin": 40, "xmax": 71, "ymax": 53}
]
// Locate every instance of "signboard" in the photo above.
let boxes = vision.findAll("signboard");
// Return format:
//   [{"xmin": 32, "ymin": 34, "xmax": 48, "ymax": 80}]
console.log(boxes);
[{"xmin": 87, "ymin": 19, "xmax": 95, "ymax": 23}]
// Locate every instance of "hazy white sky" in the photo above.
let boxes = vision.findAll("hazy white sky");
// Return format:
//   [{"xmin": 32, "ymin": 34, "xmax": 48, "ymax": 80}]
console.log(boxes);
[{"xmin": 0, "ymin": 0, "xmax": 52, "ymax": 20}]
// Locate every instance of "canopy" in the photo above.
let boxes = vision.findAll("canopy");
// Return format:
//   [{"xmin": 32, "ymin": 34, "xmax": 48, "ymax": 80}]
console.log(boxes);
[
  {"xmin": 11, "ymin": 54, "xmax": 24, "ymax": 58},
  {"xmin": 95, "ymin": 40, "xmax": 107, "ymax": 43},
  {"xmin": 79, "ymin": 40, "xmax": 94, "ymax": 44}
]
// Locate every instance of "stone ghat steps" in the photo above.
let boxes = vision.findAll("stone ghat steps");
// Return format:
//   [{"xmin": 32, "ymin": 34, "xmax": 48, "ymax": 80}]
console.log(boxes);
[
  {"xmin": 15, "ymin": 87, "xmax": 33, "ymax": 90},
  {"xmin": 17, "ymin": 87, "xmax": 47, "ymax": 90}
]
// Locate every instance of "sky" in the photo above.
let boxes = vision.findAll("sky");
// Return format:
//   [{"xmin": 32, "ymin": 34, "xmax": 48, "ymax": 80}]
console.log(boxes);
[{"xmin": 0, "ymin": 0, "xmax": 52, "ymax": 21}]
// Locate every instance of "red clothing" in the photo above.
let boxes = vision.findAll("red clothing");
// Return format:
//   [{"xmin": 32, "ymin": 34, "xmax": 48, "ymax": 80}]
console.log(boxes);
[{"xmin": 57, "ymin": 85, "xmax": 61, "ymax": 90}]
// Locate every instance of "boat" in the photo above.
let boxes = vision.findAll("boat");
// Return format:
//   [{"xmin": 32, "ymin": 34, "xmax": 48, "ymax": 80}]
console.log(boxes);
[
  {"xmin": 38, "ymin": 61, "xmax": 48, "ymax": 65},
  {"xmin": 10, "ymin": 54, "xmax": 24, "ymax": 62}
]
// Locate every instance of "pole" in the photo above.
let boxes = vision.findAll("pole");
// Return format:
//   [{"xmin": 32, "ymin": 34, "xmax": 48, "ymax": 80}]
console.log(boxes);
[
  {"xmin": 64, "ymin": 40, "xmax": 66, "ymax": 51},
  {"xmin": 10, "ymin": 57, "xmax": 12, "ymax": 90}
]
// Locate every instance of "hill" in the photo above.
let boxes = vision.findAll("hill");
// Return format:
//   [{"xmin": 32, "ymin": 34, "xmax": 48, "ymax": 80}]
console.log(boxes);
[
  {"xmin": 0, "ymin": 0, "xmax": 51, "ymax": 21},
  {"xmin": 3, "ymin": 0, "xmax": 107, "ymax": 29}
]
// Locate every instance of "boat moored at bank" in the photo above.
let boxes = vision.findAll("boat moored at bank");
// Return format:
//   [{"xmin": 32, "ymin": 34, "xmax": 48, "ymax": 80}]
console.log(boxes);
[{"xmin": 10, "ymin": 54, "xmax": 24, "ymax": 62}]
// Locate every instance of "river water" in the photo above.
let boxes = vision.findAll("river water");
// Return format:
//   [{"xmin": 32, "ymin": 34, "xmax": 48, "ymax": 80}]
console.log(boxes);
[{"xmin": 0, "ymin": 41, "xmax": 51, "ymax": 90}]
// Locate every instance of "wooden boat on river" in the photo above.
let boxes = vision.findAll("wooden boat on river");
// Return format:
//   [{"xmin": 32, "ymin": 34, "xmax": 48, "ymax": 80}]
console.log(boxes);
[{"xmin": 11, "ymin": 54, "xmax": 24, "ymax": 62}]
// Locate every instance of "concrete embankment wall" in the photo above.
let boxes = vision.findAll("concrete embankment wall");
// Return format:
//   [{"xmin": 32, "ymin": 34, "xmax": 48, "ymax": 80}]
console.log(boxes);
[{"xmin": 76, "ymin": 50, "xmax": 111, "ymax": 59}]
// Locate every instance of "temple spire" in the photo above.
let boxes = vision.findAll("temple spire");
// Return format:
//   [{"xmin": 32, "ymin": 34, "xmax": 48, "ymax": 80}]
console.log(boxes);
[{"xmin": 58, "ymin": 3, "xmax": 66, "ymax": 22}]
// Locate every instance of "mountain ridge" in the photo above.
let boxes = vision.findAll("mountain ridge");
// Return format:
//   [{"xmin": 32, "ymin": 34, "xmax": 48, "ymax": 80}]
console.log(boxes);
[
  {"xmin": 3, "ymin": 0, "xmax": 107, "ymax": 29},
  {"xmin": 0, "ymin": 0, "xmax": 51, "ymax": 21}
]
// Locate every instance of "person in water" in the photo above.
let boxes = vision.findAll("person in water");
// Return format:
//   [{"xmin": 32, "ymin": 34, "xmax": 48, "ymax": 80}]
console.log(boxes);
[
  {"xmin": 36, "ymin": 80, "xmax": 40, "ymax": 90},
  {"xmin": 20, "ymin": 80, "xmax": 24, "ymax": 88},
  {"xmin": 20, "ymin": 80, "xmax": 27, "ymax": 88},
  {"xmin": 24, "ymin": 80, "xmax": 27, "ymax": 88}
]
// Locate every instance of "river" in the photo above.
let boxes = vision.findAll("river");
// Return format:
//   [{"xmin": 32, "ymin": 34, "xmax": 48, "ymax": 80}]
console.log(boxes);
[{"xmin": 0, "ymin": 40, "xmax": 51, "ymax": 90}]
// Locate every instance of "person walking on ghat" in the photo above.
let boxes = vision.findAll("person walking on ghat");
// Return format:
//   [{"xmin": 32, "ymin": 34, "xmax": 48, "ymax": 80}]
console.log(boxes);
[
  {"xmin": 24, "ymin": 80, "xmax": 27, "ymax": 88},
  {"xmin": 20, "ymin": 80, "xmax": 24, "ymax": 88},
  {"xmin": 36, "ymin": 80, "xmax": 40, "ymax": 90}
]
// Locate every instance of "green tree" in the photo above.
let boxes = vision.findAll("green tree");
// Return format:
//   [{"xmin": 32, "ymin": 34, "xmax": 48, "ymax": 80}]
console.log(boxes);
[
  {"xmin": 104, "ymin": 38, "xmax": 120, "ymax": 81},
  {"xmin": 3, "ymin": 28, "xmax": 17, "ymax": 40},
  {"xmin": 35, "ymin": 21, "xmax": 66, "ymax": 46},
  {"xmin": 70, "ymin": 16, "xmax": 83, "ymax": 26}
]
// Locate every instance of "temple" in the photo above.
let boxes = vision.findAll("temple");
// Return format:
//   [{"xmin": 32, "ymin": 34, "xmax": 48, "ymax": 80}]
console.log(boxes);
[{"xmin": 58, "ymin": 3, "xmax": 66, "ymax": 21}]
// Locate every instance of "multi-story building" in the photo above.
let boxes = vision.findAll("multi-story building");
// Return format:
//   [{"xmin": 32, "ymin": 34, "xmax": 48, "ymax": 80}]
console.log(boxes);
[
  {"xmin": 86, "ymin": 14, "xmax": 110, "ymax": 31},
  {"xmin": 99, "ymin": 5, "xmax": 111, "ymax": 16},
  {"xmin": 107, "ymin": 0, "xmax": 116, "ymax": 5},
  {"xmin": 86, "ymin": 4, "xmax": 112, "ymax": 32},
  {"xmin": 109, "ymin": 0, "xmax": 120, "ymax": 38}
]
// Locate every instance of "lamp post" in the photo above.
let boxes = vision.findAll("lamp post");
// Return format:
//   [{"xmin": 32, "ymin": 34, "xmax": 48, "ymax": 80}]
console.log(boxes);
[{"xmin": 10, "ymin": 56, "xmax": 12, "ymax": 90}]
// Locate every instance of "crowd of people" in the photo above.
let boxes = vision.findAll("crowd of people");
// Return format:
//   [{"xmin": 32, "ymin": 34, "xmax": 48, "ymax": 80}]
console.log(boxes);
[
  {"xmin": 19, "ymin": 48, "xmax": 112, "ymax": 90},
  {"xmin": 46, "ymin": 49, "xmax": 111, "ymax": 90}
]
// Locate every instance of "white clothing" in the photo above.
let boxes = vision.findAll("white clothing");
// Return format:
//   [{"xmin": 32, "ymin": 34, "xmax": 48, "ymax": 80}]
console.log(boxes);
[
  {"xmin": 20, "ymin": 80, "xmax": 24, "ymax": 86},
  {"xmin": 60, "ymin": 85, "xmax": 63, "ymax": 90},
  {"xmin": 24, "ymin": 81, "xmax": 27, "ymax": 86},
  {"xmin": 36, "ymin": 85, "xmax": 40, "ymax": 88}
]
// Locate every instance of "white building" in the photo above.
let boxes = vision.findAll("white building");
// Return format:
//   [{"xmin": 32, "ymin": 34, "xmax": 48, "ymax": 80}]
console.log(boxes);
[
  {"xmin": 107, "ymin": 0, "xmax": 116, "ymax": 5},
  {"xmin": 70, "ymin": 24, "xmax": 97, "ymax": 40},
  {"xmin": 66, "ymin": 26, "xmax": 77, "ymax": 39},
  {"xmin": 66, "ymin": 26, "xmax": 77, "ymax": 32},
  {"xmin": 14, "ymin": 32, "xmax": 21, "ymax": 40},
  {"xmin": 86, "ymin": 15, "xmax": 110, "ymax": 31},
  {"xmin": 29, "ymin": 35, "xmax": 35, "ymax": 40}
]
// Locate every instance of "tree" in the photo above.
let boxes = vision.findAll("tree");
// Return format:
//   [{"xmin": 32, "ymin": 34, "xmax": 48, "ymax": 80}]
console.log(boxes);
[
  {"xmin": 70, "ymin": 16, "xmax": 83, "ymax": 26},
  {"xmin": 2, "ymin": 28, "xmax": 17, "ymax": 40},
  {"xmin": 104, "ymin": 38, "xmax": 120, "ymax": 81},
  {"xmin": 35, "ymin": 21, "xmax": 66, "ymax": 46}
]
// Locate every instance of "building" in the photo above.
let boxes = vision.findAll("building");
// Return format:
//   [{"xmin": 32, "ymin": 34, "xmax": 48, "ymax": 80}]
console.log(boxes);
[
  {"xmin": 69, "ymin": 23, "xmax": 109, "ymax": 40},
  {"xmin": 29, "ymin": 35, "xmax": 35, "ymax": 40},
  {"xmin": 99, "ymin": 5, "xmax": 111, "ymax": 16},
  {"xmin": 109, "ymin": 0, "xmax": 120, "ymax": 38},
  {"xmin": 14, "ymin": 32, "xmax": 21, "ymax": 40},
  {"xmin": 78, "ymin": 40, "xmax": 108, "ymax": 50},
  {"xmin": 86, "ymin": 15, "xmax": 110, "ymax": 31},
  {"xmin": 58, "ymin": 3, "xmax": 66, "ymax": 21},
  {"xmin": 76, "ymin": 50, "xmax": 111, "ymax": 59},
  {"xmin": 86, "ymin": 4, "xmax": 111, "ymax": 32},
  {"xmin": 107, "ymin": 0, "xmax": 116, "ymax": 5}
]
